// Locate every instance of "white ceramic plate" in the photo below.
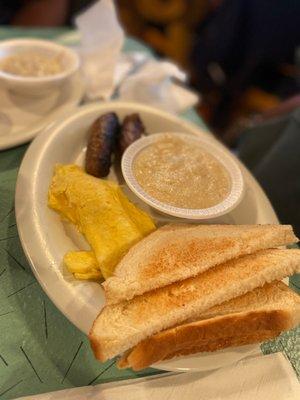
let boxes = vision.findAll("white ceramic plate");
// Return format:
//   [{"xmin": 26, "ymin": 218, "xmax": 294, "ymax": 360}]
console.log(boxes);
[
  {"xmin": 0, "ymin": 73, "xmax": 84, "ymax": 150},
  {"xmin": 15, "ymin": 102, "xmax": 278, "ymax": 371}
]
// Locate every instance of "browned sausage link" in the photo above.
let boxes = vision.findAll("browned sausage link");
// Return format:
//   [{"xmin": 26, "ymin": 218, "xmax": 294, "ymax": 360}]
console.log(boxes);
[
  {"xmin": 85, "ymin": 112, "xmax": 119, "ymax": 177},
  {"xmin": 118, "ymin": 113, "xmax": 145, "ymax": 155}
]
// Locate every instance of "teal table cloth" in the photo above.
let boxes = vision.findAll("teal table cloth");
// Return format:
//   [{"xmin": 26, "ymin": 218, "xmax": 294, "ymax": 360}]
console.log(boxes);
[{"xmin": 0, "ymin": 28, "xmax": 299, "ymax": 400}]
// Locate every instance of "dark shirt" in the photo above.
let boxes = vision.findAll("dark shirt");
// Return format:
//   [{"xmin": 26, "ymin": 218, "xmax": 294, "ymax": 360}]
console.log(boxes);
[{"xmin": 0, "ymin": 0, "xmax": 22, "ymax": 24}]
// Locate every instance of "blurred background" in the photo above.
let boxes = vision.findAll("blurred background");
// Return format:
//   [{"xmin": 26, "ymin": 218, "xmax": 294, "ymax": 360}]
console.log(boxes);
[
  {"xmin": 1, "ymin": 0, "xmax": 299, "ymax": 141},
  {"xmin": 1, "ymin": 0, "xmax": 300, "ymax": 234}
]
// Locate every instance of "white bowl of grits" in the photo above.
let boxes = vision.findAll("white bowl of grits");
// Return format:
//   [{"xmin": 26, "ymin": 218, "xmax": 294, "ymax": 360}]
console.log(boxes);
[
  {"xmin": 122, "ymin": 132, "xmax": 244, "ymax": 219},
  {"xmin": 0, "ymin": 38, "xmax": 79, "ymax": 96}
]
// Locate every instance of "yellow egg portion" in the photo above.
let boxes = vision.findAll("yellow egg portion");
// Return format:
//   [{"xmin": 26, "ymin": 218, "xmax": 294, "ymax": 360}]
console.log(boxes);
[
  {"xmin": 48, "ymin": 164, "xmax": 156, "ymax": 279},
  {"xmin": 63, "ymin": 250, "xmax": 102, "ymax": 281}
]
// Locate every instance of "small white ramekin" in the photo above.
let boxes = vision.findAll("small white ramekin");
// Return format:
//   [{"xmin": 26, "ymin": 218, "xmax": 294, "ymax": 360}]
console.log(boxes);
[
  {"xmin": 122, "ymin": 132, "xmax": 244, "ymax": 220},
  {"xmin": 0, "ymin": 38, "xmax": 80, "ymax": 96}
]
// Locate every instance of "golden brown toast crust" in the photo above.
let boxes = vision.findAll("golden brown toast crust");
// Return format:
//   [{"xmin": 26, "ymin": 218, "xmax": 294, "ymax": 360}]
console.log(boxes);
[
  {"xmin": 118, "ymin": 331, "xmax": 282, "ymax": 370},
  {"xmin": 104, "ymin": 224, "xmax": 298, "ymax": 304},
  {"xmin": 118, "ymin": 309, "xmax": 296, "ymax": 370},
  {"xmin": 91, "ymin": 250, "xmax": 300, "ymax": 361}
]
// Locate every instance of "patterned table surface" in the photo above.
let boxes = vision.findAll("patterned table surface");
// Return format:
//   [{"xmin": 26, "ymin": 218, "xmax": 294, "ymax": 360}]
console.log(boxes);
[{"xmin": 0, "ymin": 28, "xmax": 299, "ymax": 400}]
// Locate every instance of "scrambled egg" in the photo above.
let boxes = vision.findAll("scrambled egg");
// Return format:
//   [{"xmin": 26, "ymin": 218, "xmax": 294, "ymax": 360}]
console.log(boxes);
[
  {"xmin": 63, "ymin": 251, "xmax": 102, "ymax": 281},
  {"xmin": 48, "ymin": 164, "xmax": 155, "ymax": 279}
]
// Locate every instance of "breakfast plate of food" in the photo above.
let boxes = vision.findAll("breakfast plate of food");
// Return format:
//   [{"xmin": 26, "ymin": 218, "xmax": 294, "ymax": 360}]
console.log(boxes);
[{"xmin": 15, "ymin": 101, "xmax": 300, "ymax": 372}]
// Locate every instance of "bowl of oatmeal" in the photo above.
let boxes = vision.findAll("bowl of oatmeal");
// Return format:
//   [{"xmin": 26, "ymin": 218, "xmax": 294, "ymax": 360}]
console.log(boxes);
[
  {"xmin": 0, "ymin": 38, "xmax": 79, "ymax": 96},
  {"xmin": 122, "ymin": 132, "xmax": 244, "ymax": 219}
]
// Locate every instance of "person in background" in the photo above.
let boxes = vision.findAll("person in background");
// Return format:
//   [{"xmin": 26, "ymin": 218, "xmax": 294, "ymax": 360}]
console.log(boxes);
[
  {"xmin": 0, "ymin": 0, "xmax": 93, "ymax": 25},
  {"xmin": 191, "ymin": 0, "xmax": 300, "ymax": 133}
]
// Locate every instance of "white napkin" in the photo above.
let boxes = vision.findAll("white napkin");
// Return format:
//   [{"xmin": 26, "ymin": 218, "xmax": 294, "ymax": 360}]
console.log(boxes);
[
  {"xmin": 75, "ymin": 0, "xmax": 124, "ymax": 100},
  {"xmin": 114, "ymin": 52, "xmax": 148, "ymax": 88},
  {"xmin": 15, "ymin": 353, "xmax": 300, "ymax": 400},
  {"xmin": 74, "ymin": 0, "xmax": 199, "ymax": 112},
  {"xmin": 118, "ymin": 58, "xmax": 199, "ymax": 114}
]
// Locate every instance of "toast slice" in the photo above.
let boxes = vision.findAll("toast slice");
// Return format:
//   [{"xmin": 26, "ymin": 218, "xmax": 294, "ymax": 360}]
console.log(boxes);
[
  {"xmin": 103, "ymin": 224, "xmax": 298, "ymax": 304},
  {"xmin": 90, "ymin": 248, "xmax": 300, "ymax": 361},
  {"xmin": 118, "ymin": 281, "xmax": 300, "ymax": 370}
]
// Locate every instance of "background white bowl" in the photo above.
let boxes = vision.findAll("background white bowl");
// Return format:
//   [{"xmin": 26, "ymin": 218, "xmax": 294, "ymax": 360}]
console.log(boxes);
[{"xmin": 0, "ymin": 38, "xmax": 80, "ymax": 96}]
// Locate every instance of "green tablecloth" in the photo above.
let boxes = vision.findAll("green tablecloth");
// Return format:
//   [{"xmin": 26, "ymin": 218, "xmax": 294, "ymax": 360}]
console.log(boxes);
[{"xmin": 0, "ymin": 28, "xmax": 299, "ymax": 400}]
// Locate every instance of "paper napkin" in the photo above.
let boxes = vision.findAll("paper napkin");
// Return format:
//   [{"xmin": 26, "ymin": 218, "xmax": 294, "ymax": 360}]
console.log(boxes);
[
  {"xmin": 74, "ymin": 0, "xmax": 199, "ymax": 112},
  {"xmin": 15, "ymin": 353, "xmax": 300, "ymax": 400},
  {"xmin": 75, "ymin": 0, "xmax": 124, "ymax": 100},
  {"xmin": 118, "ymin": 59, "xmax": 199, "ymax": 113}
]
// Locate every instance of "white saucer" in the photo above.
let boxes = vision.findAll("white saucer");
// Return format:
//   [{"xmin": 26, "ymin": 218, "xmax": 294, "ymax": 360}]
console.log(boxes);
[{"xmin": 0, "ymin": 73, "xmax": 84, "ymax": 150}]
